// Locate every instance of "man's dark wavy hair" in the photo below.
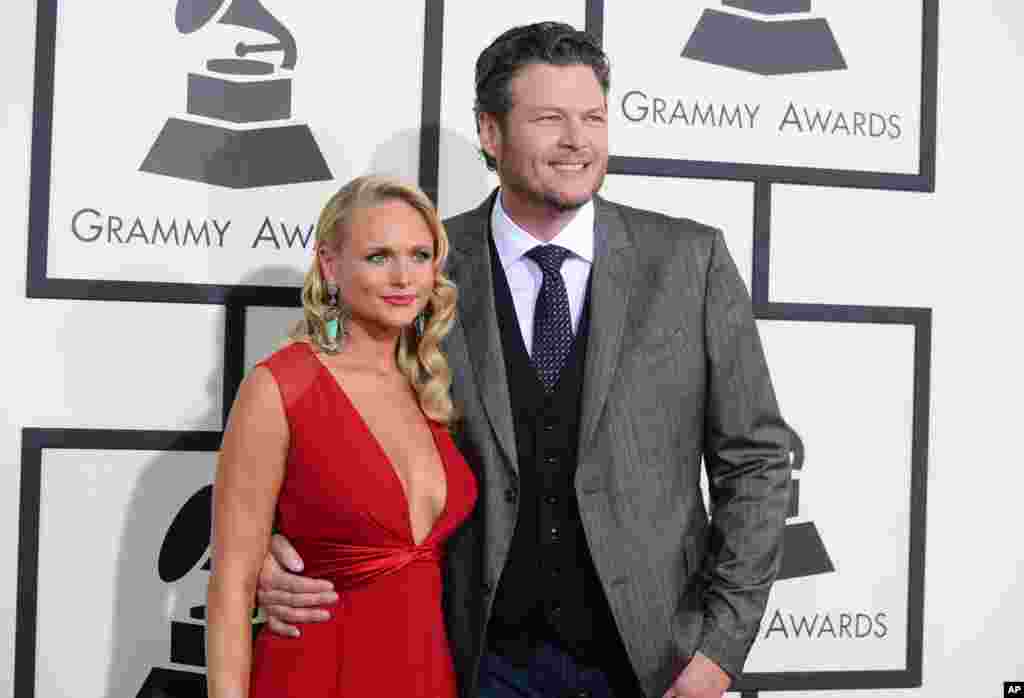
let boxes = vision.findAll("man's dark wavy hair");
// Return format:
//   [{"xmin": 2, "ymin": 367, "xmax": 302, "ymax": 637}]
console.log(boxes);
[{"xmin": 474, "ymin": 22, "xmax": 611, "ymax": 171}]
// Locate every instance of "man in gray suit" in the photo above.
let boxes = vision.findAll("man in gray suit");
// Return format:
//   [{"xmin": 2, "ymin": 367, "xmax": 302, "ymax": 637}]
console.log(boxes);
[{"xmin": 257, "ymin": 22, "xmax": 792, "ymax": 698}]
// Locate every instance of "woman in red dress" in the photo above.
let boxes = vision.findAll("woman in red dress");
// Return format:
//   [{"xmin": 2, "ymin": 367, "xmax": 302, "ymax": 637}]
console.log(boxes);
[{"xmin": 206, "ymin": 175, "xmax": 476, "ymax": 698}]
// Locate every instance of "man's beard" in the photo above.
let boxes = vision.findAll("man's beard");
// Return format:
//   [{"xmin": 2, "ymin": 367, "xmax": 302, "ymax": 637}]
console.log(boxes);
[
  {"xmin": 544, "ymin": 190, "xmax": 589, "ymax": 212},
  {"xmin": 501, "ymin": 162, "xmax": 606, "ymax": 213}
]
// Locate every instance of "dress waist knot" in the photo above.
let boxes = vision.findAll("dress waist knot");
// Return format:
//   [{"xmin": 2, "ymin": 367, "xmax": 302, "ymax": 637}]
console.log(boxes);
[{"xmin": 294, "ymin": 538, "xmax": 442, "ymax": 591}]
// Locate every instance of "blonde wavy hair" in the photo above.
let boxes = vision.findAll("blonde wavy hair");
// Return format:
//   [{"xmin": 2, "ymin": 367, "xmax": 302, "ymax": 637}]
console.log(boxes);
[{"xmin": 291, "ymin": 175, "xmax": 458, "ymax": 425}]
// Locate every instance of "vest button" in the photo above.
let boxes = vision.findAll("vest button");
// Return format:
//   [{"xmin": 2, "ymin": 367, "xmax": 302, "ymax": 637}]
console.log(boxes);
[
  {"xmin": 544, "ymin": 455, "xmax": 558, "ymax": 465},
  {"xmin": 504, "ymin": 487, "xmax": 517, "ymax": 503},
  {"xmin": 544, "ymin": 494, "xmax": 559, "ymax": 506}
]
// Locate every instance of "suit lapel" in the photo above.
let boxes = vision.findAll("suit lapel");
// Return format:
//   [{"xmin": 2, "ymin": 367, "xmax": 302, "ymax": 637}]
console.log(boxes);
[
  {"xmin": 579, "ymin": 196, "xmax": 634, "ymax": 450},
  {"xmin": 449, "ymin": 194, "xmax": 519, "ymax": 473}
]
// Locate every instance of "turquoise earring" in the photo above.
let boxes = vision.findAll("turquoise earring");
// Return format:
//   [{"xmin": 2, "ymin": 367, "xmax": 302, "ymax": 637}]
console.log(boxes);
[{"xmin": 323, "ymin": 281, "xmax": 343, "ymax": 351}]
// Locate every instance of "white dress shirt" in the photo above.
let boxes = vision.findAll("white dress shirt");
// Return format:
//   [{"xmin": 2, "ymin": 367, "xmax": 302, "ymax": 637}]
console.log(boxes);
[{"xmin": 490, "ymin": 191, "xmax": 595, "ymax": 355}]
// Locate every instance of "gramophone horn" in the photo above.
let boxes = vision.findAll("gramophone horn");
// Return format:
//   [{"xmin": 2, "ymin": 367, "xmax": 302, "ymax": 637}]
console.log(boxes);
[
  {"xmin": 173, "ymin": 0, "xmax": 297, "ymax": 69},
  {"xmin": 175, "ymin": 0, "xmax": 227, "ymax": 34}
]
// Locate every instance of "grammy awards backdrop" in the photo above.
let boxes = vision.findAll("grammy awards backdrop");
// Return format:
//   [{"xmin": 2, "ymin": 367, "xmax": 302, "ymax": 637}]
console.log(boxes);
[
  {"xmin": 601, "ymin": 0, "xmax": 932, "ymax": 187},
  {"xmin": 31, "ymin": 0, "xmax": 425, "ymax": 299},
  {"xmin": 13, "ymin": 0, "xmax": 980, "ymax": 696}
]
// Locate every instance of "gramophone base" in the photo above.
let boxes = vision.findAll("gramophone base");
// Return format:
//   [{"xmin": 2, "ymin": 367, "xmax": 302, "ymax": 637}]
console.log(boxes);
[
  {"xmin": 682, "ymin": 9, "xmax": 846, "ymax": 75},
  {"xmin": 778, "ymin": 520, "xmax": 835, "ymax": 580},
  {"xmin": 135, "ymin": 667, "xmax": 206, "ymax": 698},
  {"xmin": 187, "ymin": 73, "xmax": 292, "ymax": 123},
  {"xmin": 140, "ymin": 117, "xmax": 332, "ymax": 189}
]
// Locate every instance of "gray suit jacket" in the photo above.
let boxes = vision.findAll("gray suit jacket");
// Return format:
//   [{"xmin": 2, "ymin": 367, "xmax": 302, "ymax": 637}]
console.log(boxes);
[{"xmin": 440, "ymin": 193, "xmax": 792, "ymax": 698}]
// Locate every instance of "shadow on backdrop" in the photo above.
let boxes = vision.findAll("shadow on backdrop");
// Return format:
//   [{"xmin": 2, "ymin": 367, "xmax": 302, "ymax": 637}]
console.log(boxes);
[
  {"xmin": 436, "ymin": 127, "xmax": 495, "ymax": 218},
  {"xmin": 107, "ymin": 265, "xmax": 304, "ymax": 698}
]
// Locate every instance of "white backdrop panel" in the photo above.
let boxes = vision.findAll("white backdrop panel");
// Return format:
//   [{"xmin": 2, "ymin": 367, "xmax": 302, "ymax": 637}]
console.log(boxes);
[
  {"xmin": 601, "ymin": 175, "xmax": 754, "ymax": 288},
  {"xmin": 749, "ymin": 320, "xmax": 915, "ymax": 672},
  {"xmin": 245, "ymin": 306, "xmax": 303, "ymax": 373},
  {"xmin": 437, "ymin": 1, "xmax": 586, "ymax": 218},
  {"xmin": 46, "ymin": 2, "xmax": 424, "ymax": 287},
  {"xmin": 12, "ymin": 303, "xmax": 224, "ymax": 430},
  {"xmin": 35, "ymin": 449, "xmax": 216, "ymax": 697},
  {"xmin": 770, "ymin": 184, "xmax": 937, "ymax": 308}
]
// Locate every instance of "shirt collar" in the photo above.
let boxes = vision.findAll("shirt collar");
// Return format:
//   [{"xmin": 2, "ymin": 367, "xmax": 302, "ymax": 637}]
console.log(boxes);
[{"xmin": 490, "ymin": 190, "xmax": 595, "ymax": 270}]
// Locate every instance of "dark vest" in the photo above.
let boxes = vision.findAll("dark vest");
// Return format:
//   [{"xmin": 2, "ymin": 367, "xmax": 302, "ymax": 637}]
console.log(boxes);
[{"xmin": 485, "ymin": 235, "xmax": 640, "ymax": 694}]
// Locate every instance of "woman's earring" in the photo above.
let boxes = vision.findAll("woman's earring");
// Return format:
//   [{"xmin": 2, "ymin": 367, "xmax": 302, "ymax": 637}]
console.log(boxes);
[
  {"xmin": 323, "ymin": 281, "xmax": 346, "ymax": 353},
  {"xmin": 325, "ymin": 281, "xmax": 340, "ymax": 341}
]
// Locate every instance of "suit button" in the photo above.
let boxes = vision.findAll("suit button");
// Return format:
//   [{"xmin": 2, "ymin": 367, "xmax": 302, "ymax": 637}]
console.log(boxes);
[
  {"xmin": 543, "ymin": 421, "xmax": 556, "ymax": 432},
  {"xmin": 504, "ymin": 488, "xmax": 517, "ymax": 503},
  {"xmin": 544, "ymin": 455, "xmax": 558, "ymax": 466},
  {"xmin": 544, "ymin": 494, "xmax": 558, "ymax": 506},
  {"xmin": 549, "ymin": 527, "xmax": 560, "ymax": 542}
]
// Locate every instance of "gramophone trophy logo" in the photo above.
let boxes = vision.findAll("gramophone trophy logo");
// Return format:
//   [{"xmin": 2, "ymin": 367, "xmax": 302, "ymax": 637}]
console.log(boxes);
[
  {"xmin": 134, "ymin": 484, "xmax": 266, "ymax": 698},
  {"xmin": 135, "ymin": 484, "xmax": 212, "ymax": 697},
  {"xmin": 140, "ymin": 0, "xmax": 332, "ymax": 188},
  {"xmin": 682, "ymin": 1, "xmax": 847, "ymax": 76},
  {"xmin": 778, "ymin": 431, "xmax": 835, "ymax": 581}
]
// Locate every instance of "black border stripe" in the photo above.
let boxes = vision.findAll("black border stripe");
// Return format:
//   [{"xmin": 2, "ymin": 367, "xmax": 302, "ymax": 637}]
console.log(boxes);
[
  {"xmin": 22, "ymin": 428, "xmax": 223, "ymax": 452},
  {"xmin": 16, "ymin": 428, "xmax": 223, "ymax": 698},
  {"xmin": 919, "ymin": 0, "xmax": 940, "ymax": 190},
  {"xmin": 905, "ymin": 312, "xmax": 932, "ymax": 686},
  {"xmin": 757, "ymin": 302, "xmax": 931, "ymax": 325},
  {"xmin": 751, "ymin": 181, "xmax": 772, "ymax": 306},
  {"xmin": 28, "ymin": 278, "xmax": 302, "ymax": 306},
  {"xmin": 222, "ymin": 303, "xmax": 247, "ymax": 425},
  {"xmin": 585, "ymin": 0, "xmax": 604, "ymax": 39},
  {"xmin": 609, "ymin": 157, "xmax": 935, "ymax": 192},
  {"xmin": 737, "ymin": 669, "xmax": 922, "ymax": 692},
  {"xmin": 418, "ymin": 0, "xmax": 444, "ymax": 205},
  {"xmin": 24, "ymin": 0, "xmax": 57, "ymax": 300},
  {"xmin": 15, "ymin": 436, "xmax": 42, "ymax": 698}
]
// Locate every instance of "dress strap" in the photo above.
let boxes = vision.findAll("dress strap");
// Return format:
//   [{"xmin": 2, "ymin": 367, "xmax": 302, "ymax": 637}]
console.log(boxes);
[{"xmin": 257, "ymin": 342, "xmax": 322, "ymax": 413}]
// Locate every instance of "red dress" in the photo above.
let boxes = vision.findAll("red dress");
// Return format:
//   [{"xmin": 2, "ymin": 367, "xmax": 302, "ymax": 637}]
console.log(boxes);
[{"xmin": 249, "ymin": 342, "xmax": 477, "ymax": 697}]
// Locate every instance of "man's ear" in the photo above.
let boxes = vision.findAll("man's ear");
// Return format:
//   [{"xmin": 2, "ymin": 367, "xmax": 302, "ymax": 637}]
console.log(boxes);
[{"xmin": 478, "ymin": 112, "xmax": 502, "ymax": 164}]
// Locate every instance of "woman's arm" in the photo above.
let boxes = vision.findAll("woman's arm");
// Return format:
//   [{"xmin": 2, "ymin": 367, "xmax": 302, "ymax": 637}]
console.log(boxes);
[{"xmin": 206, "ymin": 366, "xmax": 289, "ymax": 698}]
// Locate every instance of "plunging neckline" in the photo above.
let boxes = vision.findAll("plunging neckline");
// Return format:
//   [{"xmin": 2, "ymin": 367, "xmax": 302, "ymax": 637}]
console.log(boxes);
[{"xmin": 308, "ymin": 345, "xmax": 449, "ymax": 546}]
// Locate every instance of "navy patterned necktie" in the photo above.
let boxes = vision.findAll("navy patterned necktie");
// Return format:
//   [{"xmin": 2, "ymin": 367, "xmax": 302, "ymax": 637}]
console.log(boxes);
[{"xmin": 525, "ymin": 244, "xmax": 574, "ymax": 392}]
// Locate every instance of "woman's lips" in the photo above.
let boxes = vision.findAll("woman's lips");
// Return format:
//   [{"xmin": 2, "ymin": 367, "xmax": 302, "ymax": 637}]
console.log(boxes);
[{"xmin": 382, "ymin": 295, "xmax": 417, "ymax": 306}]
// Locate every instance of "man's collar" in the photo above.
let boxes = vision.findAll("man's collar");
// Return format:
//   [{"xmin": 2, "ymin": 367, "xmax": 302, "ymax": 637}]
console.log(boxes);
[{"xmin": 490, "ymin": 190, "xmax": 596, "ymax": 270}]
